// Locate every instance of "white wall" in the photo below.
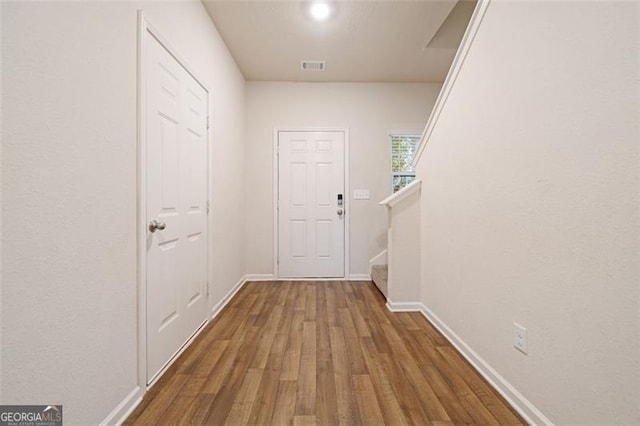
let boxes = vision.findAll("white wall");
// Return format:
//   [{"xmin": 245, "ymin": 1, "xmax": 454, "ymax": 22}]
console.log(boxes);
[
  {"xmin": 0, "ymin": 1, "xmax": 3, "ymax": 401},
  {"xmin": 416, "ymin": 1, "xmax": 639, "ymax": 423},
  {"xmin": 387, "ymin": 188, "xmax": 421, "ymax": 305},
  {"xmin": 1, "ymin": 2, "xmax": 245, "ymax": 424},
  {"xmin": 245, "ymin": 82, "xmax": 440, "ymax": 277}
]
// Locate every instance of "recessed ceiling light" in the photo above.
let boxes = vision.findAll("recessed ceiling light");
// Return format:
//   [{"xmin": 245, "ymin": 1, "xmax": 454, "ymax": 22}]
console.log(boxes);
[{"xmin": 310, "ymin": 2, "xmax": 331, "ymax": 21}]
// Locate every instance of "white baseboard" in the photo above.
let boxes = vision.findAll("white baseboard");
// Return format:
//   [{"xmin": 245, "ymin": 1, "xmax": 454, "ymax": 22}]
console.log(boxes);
[
  {"xmin": 105, "ymin": 275, "xmax": 250, "ymax": 425},
  {"xmin": 245, "ymin": 274, "xmax": 369, "ymax": 282},
  {"xmin": 151, "ymin": 277, "xmax": 248, "ymax": 390},
  {"xmin": 244, "ymin": 274, "xmax": 275, "ymax": 281},
  {"xmin": 382, "ymin": 298, "xmax": 552, "ymax": 424},
  {"xmin": 347, "ymin": 274, "xmax": 371, "ymax": 281},
  {"xmin": 276, "ymin": 277, "xmax": 367, "ymax": 282},
  {"xmin": 419, "ymin": 304, "xmax": 551, "ymax": 425},
  {"xmin": 100, "ymin": 385, "xmax": 143, "ymax": 426},
  {"xmin": 211, "ymin": 275, "xmax": 249, "ymax": 318},
  {"xmin": 386, "ymin": 301, "xmax": 422, "ymax": 312},
  {"xmin": 147, "ymin": 320, "xmax": 210, "ymax": 389},
  {"xmin": 106, "ymin": 274, "xmax": 549, "ymax": 426}
]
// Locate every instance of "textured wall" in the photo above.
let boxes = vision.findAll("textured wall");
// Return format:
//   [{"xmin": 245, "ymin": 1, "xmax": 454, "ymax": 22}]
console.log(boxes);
[
  {"xmin": 0, "ymin": 1, "xmax": 3, "ymax": 402},
  {"xmin": 1, "ymin": 2, "xmax": 246, "ymax": 423},
  {"xmin": 416, "ymin": 1, "xmax": 639, "ymax": 422},
  {"xmin": 245, "ymin": 82, "xmax": 440, "ymax": 276},
  {"xmin": 388, "ymin": 188, "xmax": 421, "ymax": 304}
]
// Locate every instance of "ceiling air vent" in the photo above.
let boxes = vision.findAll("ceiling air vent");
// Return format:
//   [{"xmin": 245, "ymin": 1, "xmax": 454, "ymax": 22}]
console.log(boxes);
[{"xmin": 301, "ymin": 60, "xmax": 326, "ymax": 71}]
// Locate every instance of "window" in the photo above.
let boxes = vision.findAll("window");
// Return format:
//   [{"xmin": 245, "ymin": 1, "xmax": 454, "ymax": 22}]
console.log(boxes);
[{"xmin": 391, "ymin": 134, "xmax": 420, "ymax": 192}]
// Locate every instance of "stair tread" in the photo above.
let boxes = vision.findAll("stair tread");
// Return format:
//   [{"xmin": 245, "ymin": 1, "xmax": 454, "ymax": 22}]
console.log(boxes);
[{"xmin": 371, "ymin": 264, "xmax": 388, "ymax": 278}]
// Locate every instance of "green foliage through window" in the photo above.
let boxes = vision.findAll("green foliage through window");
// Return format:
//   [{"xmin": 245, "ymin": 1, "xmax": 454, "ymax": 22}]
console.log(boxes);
[{"xmin": 391, "ymin": 135, "xmax": 419, "ymax": 192}]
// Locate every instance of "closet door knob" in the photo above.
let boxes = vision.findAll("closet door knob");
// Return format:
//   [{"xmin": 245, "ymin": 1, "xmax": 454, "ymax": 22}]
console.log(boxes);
[{"xmin": 149, "ymin": 220, "xmax": 167, "ymax": 233}]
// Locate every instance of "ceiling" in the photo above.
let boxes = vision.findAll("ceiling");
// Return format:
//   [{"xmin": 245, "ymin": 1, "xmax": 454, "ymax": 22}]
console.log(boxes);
[{"xmin": 202, "ymin": 0, "xmax": 477, "ymax": 83}]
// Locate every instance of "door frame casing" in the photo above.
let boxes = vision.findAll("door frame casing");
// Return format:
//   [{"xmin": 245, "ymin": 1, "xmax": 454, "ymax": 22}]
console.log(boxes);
[
  {"xmin": 136, "ymin": 11, "xmax": 211, "ymax": 392},
  {"xmin": 273, "ymin": 128, "xmax": 350, "ymax": 279}
]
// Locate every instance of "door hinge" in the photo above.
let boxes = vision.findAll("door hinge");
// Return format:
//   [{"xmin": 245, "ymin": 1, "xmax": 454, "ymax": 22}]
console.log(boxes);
[
  {"xmin": 207, "ymin": 281, "xmax": 210, "ymax": 297},
  {"xmin": 206, "ymin": 116, "xmax": 210, "ymax": 130},
  {"xmin": 207, "ymin": 200, "xmax": 210, "ymax": 214}
]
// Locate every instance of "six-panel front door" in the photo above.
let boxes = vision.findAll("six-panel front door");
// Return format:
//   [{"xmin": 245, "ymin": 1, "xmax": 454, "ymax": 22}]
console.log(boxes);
[
  {"xmin": 145, "ymin": 30, "xmax": 209, "ymax": 383},
  {"xmin": 278, "ymin": 131, "xmax": 345, "ymax": 278}
]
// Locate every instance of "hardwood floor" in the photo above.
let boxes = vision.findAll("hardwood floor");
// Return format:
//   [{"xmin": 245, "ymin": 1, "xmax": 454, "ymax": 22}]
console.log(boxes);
[{"xmin": 125, "ymin": 281, "xmax": 525, "ymax": 425}]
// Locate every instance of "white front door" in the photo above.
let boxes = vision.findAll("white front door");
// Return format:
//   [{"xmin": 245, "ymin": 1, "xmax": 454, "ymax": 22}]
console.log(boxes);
[
  {"xmin": 278, "ymin": 131, "xmax": 345, "ymax": 278},
  {"xmin": 144, "ymin": 30, "xmax": 209, "ymax": 383}
]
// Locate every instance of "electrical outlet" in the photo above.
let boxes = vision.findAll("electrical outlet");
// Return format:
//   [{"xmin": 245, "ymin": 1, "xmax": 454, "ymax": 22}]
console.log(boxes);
[{"xmin": 513, "ymin": 323, "xmax": 527, "ymax": 354}]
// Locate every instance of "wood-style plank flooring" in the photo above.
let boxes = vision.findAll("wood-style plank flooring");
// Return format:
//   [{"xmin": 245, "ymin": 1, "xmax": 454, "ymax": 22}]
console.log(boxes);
[{"xmin": 125, "ymin": 281, "xmax": 525, "ymax": 425}]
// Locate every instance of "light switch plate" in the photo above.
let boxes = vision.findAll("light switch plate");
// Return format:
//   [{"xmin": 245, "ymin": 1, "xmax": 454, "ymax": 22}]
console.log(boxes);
[{"xmin": 353, "ymin": 190, "xmax": 370, "ymax": 200}]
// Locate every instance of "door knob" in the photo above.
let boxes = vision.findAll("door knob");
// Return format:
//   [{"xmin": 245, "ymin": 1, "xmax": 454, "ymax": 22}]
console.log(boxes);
[
  {"xmin": 337, "ymin": 209, "xmax": 344, "ymax": 216},
  {"xmin": 149, "ymin": 220, "xmax": 167, "ymax": 233}
]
